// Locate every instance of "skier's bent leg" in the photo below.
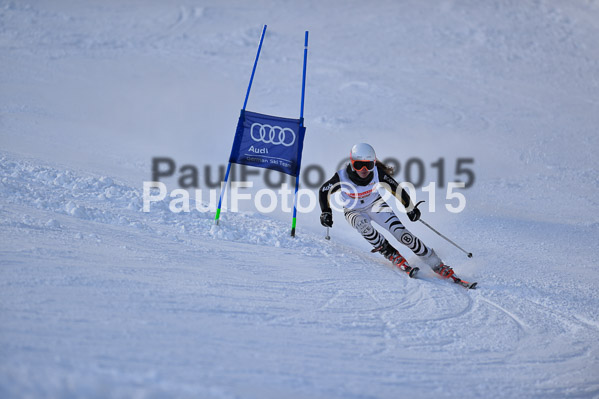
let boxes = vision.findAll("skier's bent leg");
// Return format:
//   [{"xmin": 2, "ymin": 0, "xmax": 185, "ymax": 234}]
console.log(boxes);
[
  {"xmin": 398, "ymin": 230, "xmax": 442, "ymax": 267},
  {"xmin": 344, "ymin": 209, "xmax": 385, "ymax": 248},
  {"xmin": 370, "ymin": 210, "xmax": 443, "ymax": 270},
  {"xmin": 346, "ymin": 209, "xmax": 410, "ymax": 268}
]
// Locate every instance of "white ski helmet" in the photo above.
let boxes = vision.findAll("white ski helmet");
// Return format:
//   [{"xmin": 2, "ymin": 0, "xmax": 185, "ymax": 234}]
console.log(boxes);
[{"xmin": 350, "ymin": 143, "xmax": 377, "ymax": 172}]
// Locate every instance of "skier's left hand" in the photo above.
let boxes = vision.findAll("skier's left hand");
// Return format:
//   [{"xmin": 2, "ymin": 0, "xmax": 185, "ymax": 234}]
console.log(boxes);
[
  {"xmin": 407, "ymin": 200, "xmax": 424, "ymax": 222},
  {"xmin": 407, "ymin": 207, "xmax": 421, "ymax": 222}
]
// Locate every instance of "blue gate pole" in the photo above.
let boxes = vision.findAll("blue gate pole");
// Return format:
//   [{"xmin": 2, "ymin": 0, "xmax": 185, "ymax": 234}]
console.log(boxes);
[
  {"xmin": 243, "ymin": 25, "xmax": 267, "ymax": 110},
  {"xmin": 216, "ymin": 25, "xmax": 267, "ymax": 225},
  {"xmin": 291, "ymin": 31, "xmax": 309, "ymax": 237},
  {"xmin": 300, "ymin": 31, "xmax": 308, "ymax": 121},
  {"xmin": 214, "ymin": 163, "xmax": 232, "ymax": 225}
]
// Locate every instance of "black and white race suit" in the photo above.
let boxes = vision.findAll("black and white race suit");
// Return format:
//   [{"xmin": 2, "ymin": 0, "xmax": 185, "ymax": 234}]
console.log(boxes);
[{"xmin": 319, "ymin": 163, "xmax": 443, "ymax": 269}]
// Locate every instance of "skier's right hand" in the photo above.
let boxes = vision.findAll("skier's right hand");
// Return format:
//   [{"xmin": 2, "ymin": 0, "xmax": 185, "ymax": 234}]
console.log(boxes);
[{"xmin": 320, "ymin": 211, "xmax": 333, "ymax": 227}]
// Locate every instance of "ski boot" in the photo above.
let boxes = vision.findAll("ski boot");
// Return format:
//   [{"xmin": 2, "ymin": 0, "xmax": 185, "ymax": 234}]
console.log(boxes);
[
  {"xmin": 372, "ymin": 241, "xmax": 419, "ymax": 278},
  {"xmin": 433, "ymin": 263, "xmax": 477, "ymax": 288},
  {"xmin": 432, "ymin": 263, "xmax": 455, "ymax": 279}
]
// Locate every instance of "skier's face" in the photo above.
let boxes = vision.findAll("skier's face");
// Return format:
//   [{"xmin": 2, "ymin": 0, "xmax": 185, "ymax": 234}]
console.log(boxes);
[
  {"xmin": 356, "ymin": 168, "xmax": 371, "ymax": 178},
  {"xmin": 351, "ymin": 159, "xmax": 375, "ymax": 178}
]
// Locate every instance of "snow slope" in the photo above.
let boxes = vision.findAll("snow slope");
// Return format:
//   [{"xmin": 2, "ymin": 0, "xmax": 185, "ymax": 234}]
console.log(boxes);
[{"xmin": 1, "ymin": 1, "xmax": 599, "ymax": 398}]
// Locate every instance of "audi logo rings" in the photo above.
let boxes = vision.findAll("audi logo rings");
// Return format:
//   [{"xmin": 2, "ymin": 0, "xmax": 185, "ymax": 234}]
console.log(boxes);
[{"xmin": 250, "ymin": 123, "xmax": 296, "ymax": 147}]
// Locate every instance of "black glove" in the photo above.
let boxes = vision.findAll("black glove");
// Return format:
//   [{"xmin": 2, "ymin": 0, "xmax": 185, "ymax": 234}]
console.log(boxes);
[
  {"xmin": 407, "ymin": 200, "xmax": 424, "ymax": 222},
  {"xmin": 320, "ymin": 211, "xmax": 333, "ymax": 227},
  {"xmin": 407, "ymin": 207, "xmax": 421, "ymax": 222}
]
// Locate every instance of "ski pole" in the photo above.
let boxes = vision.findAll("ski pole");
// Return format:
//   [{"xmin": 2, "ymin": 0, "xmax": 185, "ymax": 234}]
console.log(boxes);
[
  {"xmin": 419, "ymin": 219, "xmax": 473, "ymax": 258},
  {"xmin": 325, "ymin": 227, "xmax": 330, "ymax": 240}
]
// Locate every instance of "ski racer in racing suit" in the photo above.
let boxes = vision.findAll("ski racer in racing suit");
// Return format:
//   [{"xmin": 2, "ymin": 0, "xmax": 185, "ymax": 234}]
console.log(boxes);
[{"xmin": 319, "ymin": 143, "xmax": 455, "ymax": 278}]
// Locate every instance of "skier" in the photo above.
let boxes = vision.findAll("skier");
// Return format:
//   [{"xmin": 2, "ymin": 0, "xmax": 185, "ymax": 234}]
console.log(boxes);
[{"xmin": 319, "ymin": 143, "xmax": 455, "ymax": 279}]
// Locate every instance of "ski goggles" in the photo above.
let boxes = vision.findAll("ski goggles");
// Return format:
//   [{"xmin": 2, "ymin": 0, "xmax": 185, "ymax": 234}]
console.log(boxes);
[{"xmin": 351, "ymin": 159, "xmax": 375, "ymax": 172}]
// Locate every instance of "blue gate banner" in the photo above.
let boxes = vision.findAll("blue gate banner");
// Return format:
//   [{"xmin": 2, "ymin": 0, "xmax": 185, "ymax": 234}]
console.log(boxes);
[{"xmin": 229, "ymin": 110, "xmax": 306, "ymax": 177}]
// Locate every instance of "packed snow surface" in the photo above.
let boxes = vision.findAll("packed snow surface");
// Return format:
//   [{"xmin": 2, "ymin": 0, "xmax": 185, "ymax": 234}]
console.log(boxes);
[{"xmin": 1, "ymin": 1, "xmax": 599, "ymax": 398}]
